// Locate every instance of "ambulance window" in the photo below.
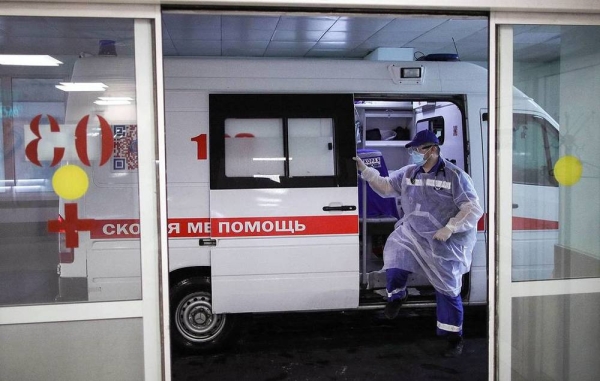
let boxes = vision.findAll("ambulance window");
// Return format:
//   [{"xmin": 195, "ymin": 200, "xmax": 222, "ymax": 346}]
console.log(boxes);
[
  {"xmin": 209, "ymin": 93, "xmax": 356, "ymax": 190},
  {"xmin": 224, "ymin": 118, "xmax": 285, "ymax": 178},
  {"xmin": 415, "ymin": 116, "xmax": 445, "ymax": 144},
  {"xmin": 288, "ymin": 118, "xmax": 334, "ymax": 177},
  {"xmin": 512, "ymin": 113, "xmax": 559, "ymax": 187}
]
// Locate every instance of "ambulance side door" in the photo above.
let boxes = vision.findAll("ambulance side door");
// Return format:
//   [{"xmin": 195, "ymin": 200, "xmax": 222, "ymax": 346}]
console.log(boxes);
[{"xmin": 208, "ymin": 94, "xmax": 359, "ymax": 314}]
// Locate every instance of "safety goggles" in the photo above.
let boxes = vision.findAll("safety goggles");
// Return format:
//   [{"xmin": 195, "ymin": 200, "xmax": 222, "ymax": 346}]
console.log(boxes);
[{"xmin": 407, "ymin": 144, "xmax": 434, "ymax": 154}]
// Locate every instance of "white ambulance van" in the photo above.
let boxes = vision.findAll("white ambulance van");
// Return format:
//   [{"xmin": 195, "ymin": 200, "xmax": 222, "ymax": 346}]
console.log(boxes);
[{"xmin": 36, "ymin": 55, "xmax": 559, "ymax": 353}]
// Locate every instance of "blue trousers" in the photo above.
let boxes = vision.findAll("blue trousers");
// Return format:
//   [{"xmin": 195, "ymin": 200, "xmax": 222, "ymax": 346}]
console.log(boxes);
[
  {"xmin": 385, "ymin": 268, "xmax": 409, "ymax": 301},
  {"xmin": 386, "ymin": 268, "xmax": 463, "ymax": 336}
]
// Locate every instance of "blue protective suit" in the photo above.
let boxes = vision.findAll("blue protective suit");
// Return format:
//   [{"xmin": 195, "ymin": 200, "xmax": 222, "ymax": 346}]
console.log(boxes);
[{"xmin": 361, "ymin": 156, "xmax": 483, "ymax": 298}]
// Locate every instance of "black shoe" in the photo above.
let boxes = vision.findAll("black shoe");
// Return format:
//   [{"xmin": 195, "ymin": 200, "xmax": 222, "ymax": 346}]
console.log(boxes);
[
  {"xmin": 442, "ymin": 337, "xmax": 464, "ymax": 358},
  {"xmin": 384, "ymin": 293, "xmax": 408, "ymax": 320}
]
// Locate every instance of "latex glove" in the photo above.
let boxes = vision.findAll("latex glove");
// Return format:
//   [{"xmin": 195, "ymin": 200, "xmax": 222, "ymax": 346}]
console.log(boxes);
[
  {"xmin": 353, "ymin": 156, "xmax": 367, "ymax": 172},
  {"xmin": 433, "ymin": 226, "xmax": 453, "ymax": 241}
]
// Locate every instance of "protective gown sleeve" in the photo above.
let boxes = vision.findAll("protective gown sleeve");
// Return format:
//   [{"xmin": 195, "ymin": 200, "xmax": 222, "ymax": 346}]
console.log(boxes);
[
  {"xmin": 445, "ymin": 170, "xmax": 484, "ymax": 234},
  {"xmin": 360, "ymin": 166, "xmax": 401, "ymax": 198}
]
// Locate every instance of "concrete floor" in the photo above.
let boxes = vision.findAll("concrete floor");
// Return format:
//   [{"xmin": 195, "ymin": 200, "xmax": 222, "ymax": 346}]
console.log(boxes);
[{"xmin": 172, "ymin": 306, "xmax": 488, "ymax": 381}]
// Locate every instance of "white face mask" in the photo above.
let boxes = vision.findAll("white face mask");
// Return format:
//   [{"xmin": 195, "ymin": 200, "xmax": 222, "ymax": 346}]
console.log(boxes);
[
  {"xmin": 410, "ymin": 151, "xmax": 427, "ymax": 166},
  {"xmin": 409, "ymin": 146, "xmax": 433, "ymax": 166}
]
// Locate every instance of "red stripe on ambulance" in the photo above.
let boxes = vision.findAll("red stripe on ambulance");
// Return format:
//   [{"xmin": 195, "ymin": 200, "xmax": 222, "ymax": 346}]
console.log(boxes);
[
  {"xmin": 89, "ymin": 216, "xmax": 357, "ymax": 239},
  {"xmin": 212, "ymin": 215, "xmax": 358, "ymax": 238},
  {"xmin": 90, "ymin": 218, "xmax": 212, "ymax": 239},
  {"xmin": 90, "ymin": 219, "xmax": 140, "ymax": 239},
  {"xmin": 168, "ymin": 218, "xmax": 211, "ymax": 238},
  {"xmin": 512, "ymin": 216, "xmax": 559, "ymax": 230},
  {"xmin": 475, "ymin": 214, "xmax": 558, "ymax": 232},
  {"xmin": 89, "ymin": 214, "xmax": 557, "ymax": 240}
]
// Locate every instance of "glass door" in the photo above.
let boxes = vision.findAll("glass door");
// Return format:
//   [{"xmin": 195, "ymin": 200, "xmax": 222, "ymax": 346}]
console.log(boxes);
[
  {"xmin": 0, "ymin": 6, "xmax": 168, "ymax": 381},
  {"xmin": 492, "ymin": 13, "xmax": 600, "ymax": 380}
]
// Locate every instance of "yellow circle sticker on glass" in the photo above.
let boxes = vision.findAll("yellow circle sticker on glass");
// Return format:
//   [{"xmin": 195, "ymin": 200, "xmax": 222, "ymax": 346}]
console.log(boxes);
[
  {"xmin": 554, "ymin": 155, "xmax": 583, "ymax": 186},
  {"xmin": 52, "ymin": 164, "xmax": 89, "ymax": 200}
]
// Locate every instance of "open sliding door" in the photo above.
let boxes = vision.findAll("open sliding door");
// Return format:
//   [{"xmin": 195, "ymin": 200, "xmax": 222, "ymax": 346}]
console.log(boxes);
[{"xmin": 208, "ymin": 94, "xmax": 359, "ymax": 313}]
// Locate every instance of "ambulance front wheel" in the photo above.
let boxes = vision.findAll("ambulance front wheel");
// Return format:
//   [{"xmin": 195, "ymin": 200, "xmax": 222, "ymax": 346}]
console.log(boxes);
[{"xmin": 170, "ymin": 276, "xmax": 240, "ymax": 354}]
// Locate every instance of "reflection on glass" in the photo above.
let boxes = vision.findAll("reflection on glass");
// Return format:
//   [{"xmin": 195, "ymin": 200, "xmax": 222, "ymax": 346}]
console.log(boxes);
[
  {"xmin": 0, "ymin": 17, "xmax": 138, "ymax": 306},
  {"xmin": 512, "ymin": 113, "xmax": 560, "ymax": 281},
  {"xmin": 512, "ymin": 25, "xmax": 600, "ymax": 282}
]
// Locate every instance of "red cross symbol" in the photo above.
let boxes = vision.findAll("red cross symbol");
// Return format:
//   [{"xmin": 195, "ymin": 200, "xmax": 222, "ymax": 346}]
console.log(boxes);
[{"xmin": 48, "ymin": 203, "xmax": 95, "ymax": 248}]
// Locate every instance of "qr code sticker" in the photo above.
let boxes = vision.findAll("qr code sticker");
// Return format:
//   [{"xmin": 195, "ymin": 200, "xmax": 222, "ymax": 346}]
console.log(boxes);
[
  {"xmin": 113, "ymin": 158, "xmax": 125, "ymax": 170},
  {"xmin": 113, "ymin": 125, "xmax": 138, "ymax": 171},
  {"xmin": 114, "ymin": 125, "xmax": 126, "ymax": 138}
]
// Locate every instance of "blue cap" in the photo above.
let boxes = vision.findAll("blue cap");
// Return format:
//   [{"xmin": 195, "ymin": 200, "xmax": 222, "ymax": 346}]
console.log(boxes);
[{"xmin": 405, "ymin": 130, "xmax": 439, "ymax": 148}]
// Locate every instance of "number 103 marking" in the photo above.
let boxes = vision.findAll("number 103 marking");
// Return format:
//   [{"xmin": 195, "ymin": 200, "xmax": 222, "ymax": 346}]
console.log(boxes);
[{"xmin": 191, "ymin": 134, "xmax": 207, "ymax": 160}]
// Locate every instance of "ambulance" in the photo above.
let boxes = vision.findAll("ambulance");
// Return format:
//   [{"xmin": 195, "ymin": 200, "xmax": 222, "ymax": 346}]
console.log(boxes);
[{"xmin": 30, "ymin": 54, "xmax": 559, "ymax": 353}]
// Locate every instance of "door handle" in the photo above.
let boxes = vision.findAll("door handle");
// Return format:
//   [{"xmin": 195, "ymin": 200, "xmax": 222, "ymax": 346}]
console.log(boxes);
[
  {"xmin": 512, "ymin": 204, "xmax": 519, "ymax": 209},
  {"xmin": 323, "ymin": 205, "xmax": 357, "ymax": 211},
  {"xmin": 199, "ymin": 238, "xmax": 217, "ymax": 246}
]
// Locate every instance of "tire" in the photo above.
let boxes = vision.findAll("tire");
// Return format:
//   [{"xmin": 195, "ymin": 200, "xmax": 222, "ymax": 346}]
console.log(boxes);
[{"xmin": 170, "ymin": 276, "xmax": 240, "ymax": 354}]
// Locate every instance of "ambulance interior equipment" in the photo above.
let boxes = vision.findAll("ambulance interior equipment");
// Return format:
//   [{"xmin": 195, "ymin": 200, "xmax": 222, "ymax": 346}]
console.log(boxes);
[
  {"xmin": 357, "ymin": 148, "xmax": 399, "ymax": 220},
  {"xmin": 45, "ymin": 56, "xmax": 559, "ymax": 354}
]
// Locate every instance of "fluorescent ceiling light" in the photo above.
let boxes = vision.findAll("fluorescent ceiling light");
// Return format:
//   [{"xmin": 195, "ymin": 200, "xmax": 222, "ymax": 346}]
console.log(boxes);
[
  {"xmin": 94, "ymin": 100, "xmax": 130, "ymax": 105},
  {"xmin": 98, "ymin": 97, "xmax": 133, "ymax": 101},
  {"xmin": 0, "ymin": 55, "xmax": 62, "ymax": 66},
  {"xmin": 56, "ymin": 82, "xmax": 108, "ymax": 92},
  {"xmin": 94, "ymin": 96, "xmax": 133, "ymax": 105}
]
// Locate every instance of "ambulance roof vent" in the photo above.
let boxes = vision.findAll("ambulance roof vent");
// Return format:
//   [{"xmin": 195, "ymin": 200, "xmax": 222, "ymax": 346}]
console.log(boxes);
[
  {"xmin": 364, "ymin": 48, "xmax": 414, "ymax": 61},
  {"xmin": 416, "ymin": 38, "xmax": 461, "ymax": 61},
  {"xmin": 416, "ymin": 53, "xmax": 460, "ymax": 62}
]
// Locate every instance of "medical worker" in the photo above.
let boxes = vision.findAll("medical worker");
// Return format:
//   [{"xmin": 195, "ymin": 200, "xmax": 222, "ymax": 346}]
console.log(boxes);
[{"xmin": 354, "ymin": 130, "xmax": 483, "ymax": 357}]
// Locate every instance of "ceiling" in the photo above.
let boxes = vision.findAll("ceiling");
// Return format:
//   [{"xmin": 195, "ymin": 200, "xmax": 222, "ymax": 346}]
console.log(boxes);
[
  {"xmin": 0, "ymin": 11, "xmax": 565, "ymax": 78},
  {"xmin": 161, "ymin": 13, "xmax": 489, "ymax": 62}
]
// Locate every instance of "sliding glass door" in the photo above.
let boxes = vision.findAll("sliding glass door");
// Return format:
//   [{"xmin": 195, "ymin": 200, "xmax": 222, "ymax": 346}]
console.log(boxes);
[
  {"xmin": 493, "ymin": 12, "xmax": 600, "ymax": 380},
  {"xmin": 0, "ymin": 5, "xmax": 168, "ymax": 381}
]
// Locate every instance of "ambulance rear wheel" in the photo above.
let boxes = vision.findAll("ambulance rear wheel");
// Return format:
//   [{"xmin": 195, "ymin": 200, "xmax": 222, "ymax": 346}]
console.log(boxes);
[{"xmin": 170, "ymin": 276, "xmax": 239, "ymax": 354}]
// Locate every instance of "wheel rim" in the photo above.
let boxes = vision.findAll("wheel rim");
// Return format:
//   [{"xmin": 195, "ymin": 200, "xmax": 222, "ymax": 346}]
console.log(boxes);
[{"xmin": 175, "ymin": 291, "xmax": 226, "ymax": 343}]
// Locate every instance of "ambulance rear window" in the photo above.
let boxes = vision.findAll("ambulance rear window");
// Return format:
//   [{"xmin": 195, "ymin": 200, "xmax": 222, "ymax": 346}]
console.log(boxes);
[
  {"xmin": 415, "ymin": 116, "xmax": 445, "ymax": 145},
  {"xmin": 512, "ymin": 113, "xmax": 559, "ymax": 187}
]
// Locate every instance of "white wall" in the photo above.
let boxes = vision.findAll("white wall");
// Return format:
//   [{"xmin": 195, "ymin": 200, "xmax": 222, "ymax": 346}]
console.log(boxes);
[{"xmin": 514, "ymin": 61, "xmax": 561, "ymax": 121}]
